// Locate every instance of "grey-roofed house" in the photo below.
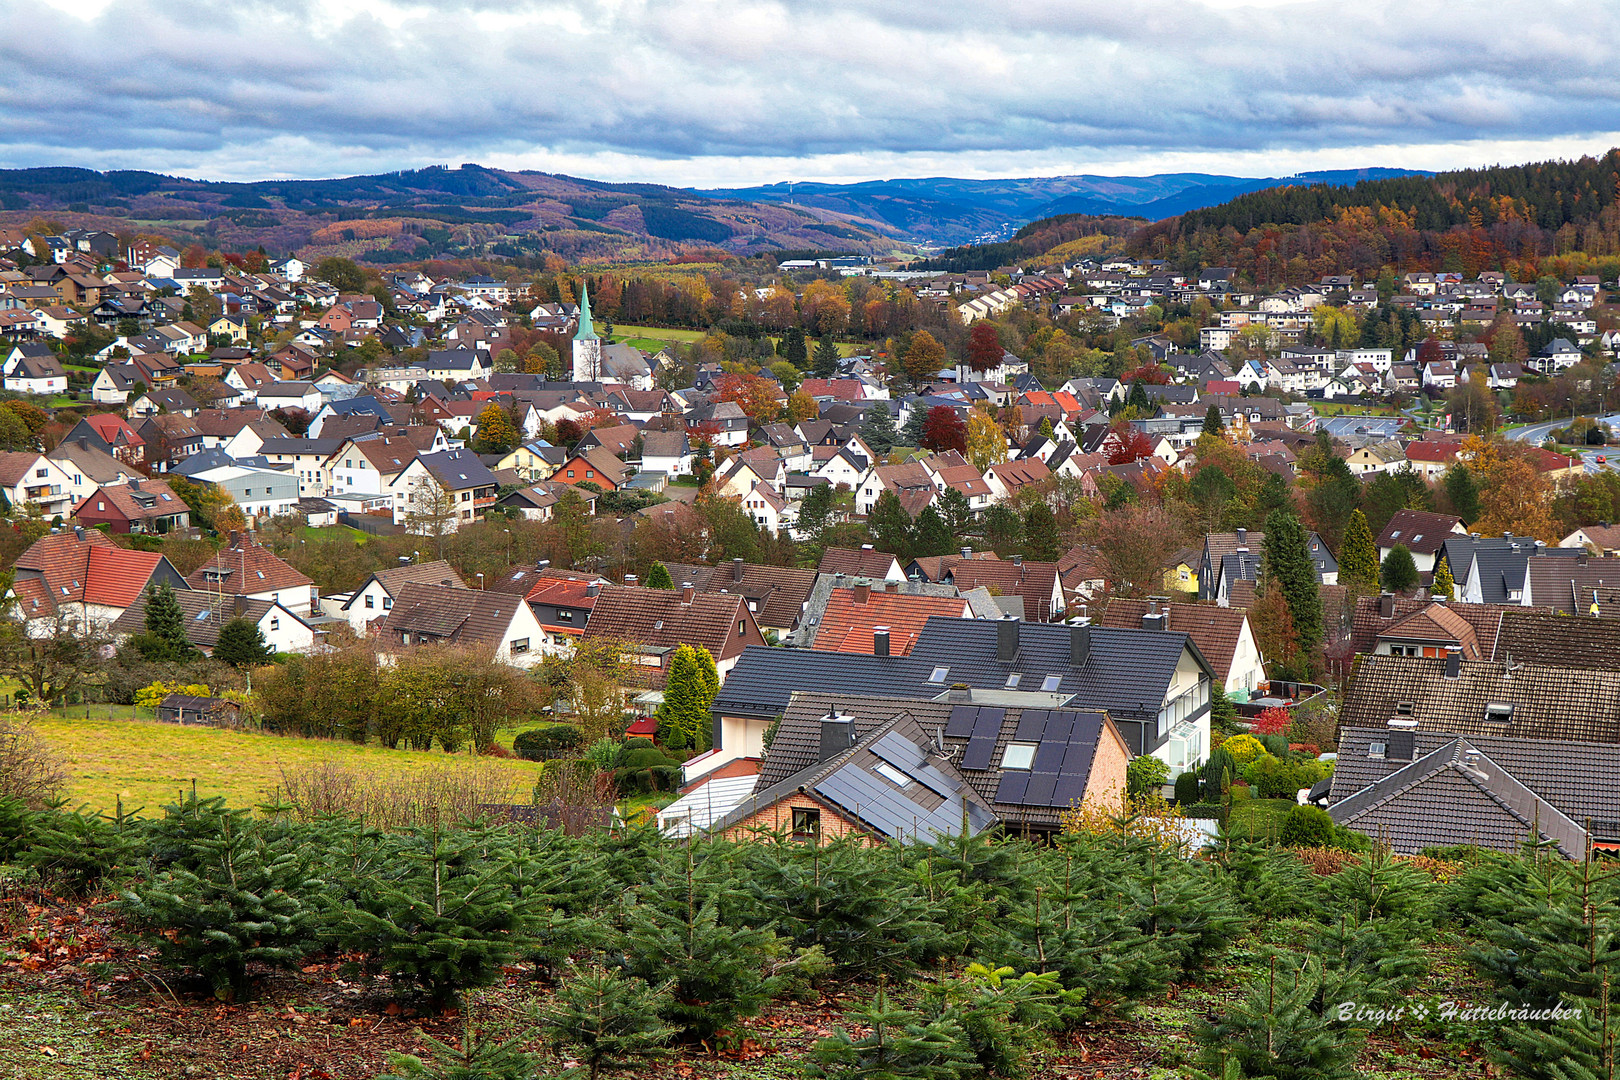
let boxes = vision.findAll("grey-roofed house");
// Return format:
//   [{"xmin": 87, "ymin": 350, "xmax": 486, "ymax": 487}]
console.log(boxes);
[
  {"xmin": 710, "ymin": 691, "xmax": 1130, "ymax": 840},
  {"xmin": 1326, "ymin": 726, "xmax": 1620, "ymax": 858},
  {"xmin": 1444, "ymin": 535, "xmax": 1580, "ymax": 604},
  {"xmin": 1521, "ymin": 553, "xmax": 1620, "ymax": 614}
]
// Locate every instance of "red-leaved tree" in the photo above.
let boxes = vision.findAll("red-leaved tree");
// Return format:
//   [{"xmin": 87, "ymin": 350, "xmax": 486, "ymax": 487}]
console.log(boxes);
[
  {"xmin": 921, "ymin": 405, "xmax": 967, "ymax": 455},
  {"xmin": 1253, "ymin": 706, "xmax": 1292, "ymax": 737},
  {"xmin": 1106, "ymin": 422, "xmax": 1155, "ymax": 465},
  {"xmin": 965, "ymin": 324, "xmax": 1003, "ymax": 372},
  {"xmin": 1120, "ymin": 361, "xmax": 1172, "ymax": 385}
]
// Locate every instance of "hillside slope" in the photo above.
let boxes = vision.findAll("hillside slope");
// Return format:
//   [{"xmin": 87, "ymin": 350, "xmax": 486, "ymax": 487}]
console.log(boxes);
[{"xmin": 0, "ymin": 164, "xmax": 898, "ymax": 264}]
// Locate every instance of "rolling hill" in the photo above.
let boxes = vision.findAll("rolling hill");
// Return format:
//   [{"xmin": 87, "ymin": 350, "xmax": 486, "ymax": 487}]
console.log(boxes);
[{"xmin": 0, "ymin": 164, "xmax": 901, "ymax": 265}]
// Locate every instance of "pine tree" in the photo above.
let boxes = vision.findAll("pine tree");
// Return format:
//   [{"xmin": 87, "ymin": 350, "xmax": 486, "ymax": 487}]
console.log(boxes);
[
  {"xmin": 859, "ymin": 402, "xmax": 898, "ymax": 455},
  {"xmin": 136, "ymin": 581, "xmax": 198, "ymax": 663},
  {"xmin": 812, "ymin": 336, "xmax": 840, "ymax": 379},
  {"xmin": 1338, "ymin": 509, "xmax": 1379, "ymax": 590},
  {"xmin": 214, "ymin": 618, "xmax": 273, "ymax": 667},
  {"xmin": 1191, "ymin": 955, "xmax": 1362, "ymax": 1080},
  {"xmin": 805, "ymin": 989, "xmax": 975, "ymax": 1080},
  {"xmin": 1262, "ymin": 509, "xmax": 1323, "ymax": 659},
  {"xmin": 912, "ymin": 506, "xmax": 955, "ymax": 559},
  {"xmin": 1128, "ymin": 380, "xmax": 1151, "ymax": 412},
  {"xmin": 984, "ymin": 504, "xmax": 1022, "ymax": 556},
  {"xmin": 868, "ymin": 490, "xmax": 914, "ymax": 562},
  {"xmin": 541, "ymin": 969, "xmax": 675, "ymax": 1079},
  {"xmin": 1023, "ymin": 503, "xmax": 1061, "ymax": 562},
  {"xmin": 1432, "ymin": 556, "xmax": 1456, "ymax": 599},
  {"xmin": 1442, "ymin": 462, "xmax": 1482, "ymax": 523},
  {"xmin": 900, "ymin": 405, "xmax": 927, "ymax": 447},
  {"xmin": 784, "ymin": 328, "xmax": 808, "ymax": 368},
  {"xmin": 1379, "ymin": 544, "xmax": 1418, "ymax": 592},
  {"xmin": 375, "ymin": 1019, "xmax": 542, "ymax": 1080},
  {"xmin": 1202, "ymin": 403, "xmax": 1226, "ymax": 437},
  {"xmin": 644, "ymin": 561, "xmax": 674, "ymax": 590}
]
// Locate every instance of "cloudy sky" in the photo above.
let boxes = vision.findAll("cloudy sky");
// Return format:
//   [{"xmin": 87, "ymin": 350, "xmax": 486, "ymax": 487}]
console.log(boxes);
[{"xmin": 4, "ymin": 0, "xmax": 1617, "ymax": 186}]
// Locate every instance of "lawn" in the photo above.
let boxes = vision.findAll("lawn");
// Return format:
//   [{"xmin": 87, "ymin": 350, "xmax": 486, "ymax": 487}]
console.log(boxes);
[
  {"xmin": 609, "ymin": 324, "xmax": 705, "ymax": 343},
  {"xmin": 300, "ymin": 524, "xmax": 369, "ymax": 544},
  {"xmin": 1225, "ymin": 797, "xmax": 1298, "ymax": 840},
  {"xmin": 29, "ymin": 716, "xmax": 545, "ymax": 816}
]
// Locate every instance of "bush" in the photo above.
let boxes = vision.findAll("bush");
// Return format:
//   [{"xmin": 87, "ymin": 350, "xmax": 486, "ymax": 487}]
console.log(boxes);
[
  {"xmin": 1222, "ymin": 734, "xmax": 1265, "ymax": 765},
  {"xmin": 1180, "ymin": 802, "xmax": 1226, "ymax": 820},
  {"xmin": 512, "ymin": 723, "xmax": 585, "ymax": 762},
  {"xmin": 1173, "ymin": 771, "xmax": 1202, "ymax": 805},
  {"xmin": 1126, "ymin": 755, "xmax": 1171, "ymax": 797},
  {"xmin": 1279, "ymin": 805, "xmax": 1335, "ymax": 848},
  {"xmin": 0, "ymin": 717, "xmax": 65, "ymax": 809}
]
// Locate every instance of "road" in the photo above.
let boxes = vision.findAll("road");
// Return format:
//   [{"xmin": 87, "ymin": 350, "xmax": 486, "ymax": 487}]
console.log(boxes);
[{"xmin": 1504, "ymin": 414, "xmax": 1620, "ymax": 473}]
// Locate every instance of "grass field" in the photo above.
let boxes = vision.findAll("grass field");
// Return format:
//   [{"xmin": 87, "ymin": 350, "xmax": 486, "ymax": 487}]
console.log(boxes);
[
  {"xmin": 1225, "ymin": 797, "xmax": 1297, "ymax": 839},
  {"xmin": 30, "ymin": 716, "xmax": 545, "ymax": 816},
  {"xmin": 300, "ymin": 524, "xmax": 369, "ymax": 544}
]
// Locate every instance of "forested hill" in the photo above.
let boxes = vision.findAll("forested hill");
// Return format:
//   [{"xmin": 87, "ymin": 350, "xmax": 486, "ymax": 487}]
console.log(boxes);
[
  {"xmin": 1134, "ymin": 149, "xmax": 1620, "ymax": 285},
  {"xmin": 915, "ymin": 213, "xmax": 1144, "ymax": 272}
]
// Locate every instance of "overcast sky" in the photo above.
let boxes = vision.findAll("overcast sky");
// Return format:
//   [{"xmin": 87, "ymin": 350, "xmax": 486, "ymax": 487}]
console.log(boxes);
[{"xmin": 4, "ymin": 0, "xmax": 1618, "ymax": 187}]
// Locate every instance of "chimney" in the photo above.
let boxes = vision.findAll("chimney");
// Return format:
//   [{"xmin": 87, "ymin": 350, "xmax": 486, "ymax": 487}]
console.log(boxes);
[
  {"xmin": 128, "ymin": 478, "xmax": 140, "ymax": 491},
  {"xmin": 585, "ymin": 582, "xmax": 600, "ymax": 598},
  {"xmin": 77, "ymin": 437, "xmax": 88, "ymax": 451},
  {"xmin": 1142, "ymin": 611, "xmax": 1167, "ymax": 631},
  {"xmin": 1580, "ymin": 553, "xmax": 1590, "ymax": 567},
  {"xmin": 819, "ymin": 712, "xmax": 855, "ymax": 761},
  {"xmin": 73, "ymin": 525, "xmax": 84, "ymax": 541},
  {"xmin": 884, "ymin": 581, "xmax": 899, "ymax": 593},
  {"xmin": 732, "ymin": 557, "xmax": 744, "ymax": 582},
  {"xmin": 680, "ymin": 583, "xmax": 695, "ymax": 606},
  {"xmin": 1070, "ymin": 623, "xmax": 1091, "ymax": 667},
  {"xmin": 1011, "ymin": 554, "xmax": 1023, "ymax": 566},
  {"xmin": 234, "ymin": 594, "xmax": 246, "ymax": 616},
  {"xmin": 996, "ymin": 614, "xmax": 1019, "ymax": 661},
  {"xmin": 960, "ymin": 546, "xmax": 972, "ymax": 560},
  {"xmin": 1379, "ymin": 592, "xmax": 1395, "ymax": 618},
  {"xmin": 946, "ymin": 684, "xmax": 972, "ymax": 703},
  {"xmin": 1235, "ymin": 527, "xmax": 1246, "ymax": 544},
  {"xmin": 872, "ymin": 626, "xmax": 890, "ymax": 656},
  {"xmin": 229, "ymin": 530, "xmax": 241, "ymax": 548},
  {"xmin": 1443, "ymin": 645, "xmax": 1462, "ymax": 679},
  {"xmin": 624, "ymin": 574, "xmax": 638, "ymax": 586},
  {"xmin": 852, "ymin": 581, "xmax": 871, "ymax": 604}
]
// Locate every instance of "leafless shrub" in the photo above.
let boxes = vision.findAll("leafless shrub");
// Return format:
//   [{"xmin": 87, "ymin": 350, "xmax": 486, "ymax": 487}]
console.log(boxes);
[
  {"xmin": 272, "ymin": 759, "xmax": 527, "ymax": 829},
  {"xmin": 0, "ymin": 715, "xmax": 67, "ymax": 809}
]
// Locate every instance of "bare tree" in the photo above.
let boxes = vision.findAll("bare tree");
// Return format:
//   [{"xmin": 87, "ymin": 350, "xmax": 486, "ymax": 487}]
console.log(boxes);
[{"xmin": 405, "ymin": 476, "xmax": 459, "ymax": 558}]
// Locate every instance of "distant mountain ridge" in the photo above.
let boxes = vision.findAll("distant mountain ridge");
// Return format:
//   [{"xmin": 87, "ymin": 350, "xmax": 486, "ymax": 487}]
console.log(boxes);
[{"xmin": 700, "ymin": 168, "xmax": 1429, "ymax": 245}]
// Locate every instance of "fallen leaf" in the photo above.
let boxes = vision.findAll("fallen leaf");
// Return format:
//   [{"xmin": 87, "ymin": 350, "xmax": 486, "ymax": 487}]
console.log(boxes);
[{"xmin": 40, "ymin": 1047, "xmax": 56, "ymax": 1057}]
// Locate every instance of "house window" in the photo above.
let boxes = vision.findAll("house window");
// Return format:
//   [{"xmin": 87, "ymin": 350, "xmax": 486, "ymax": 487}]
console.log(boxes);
[
  {"xmin": 791, "ymin": 807, "xmax": 821, "ymax": 842},
  {"xmin": 927, "ymin": 666, "xmax": 949, "ymax": 683},
  {"xmin": 510, "ymin": 638, "xmax": 530, "ymax": 655},
  {"xmin": 97, "ymin": 501, "xmax": 104, "ymax": 511},
  {"xmin": 383, "ymin": 597, "xmax": 392, "ymax": 609},
  {"xmin": 270, "ymin": 617, "xmax": 279, "ymax": 631},
  {"xmin": 738, "ymin": 620, "xmax": 746, "ymax": 636},
  {"xmin": 1001, "ymin": 742, "xmax": 1037, "ymax": 770},
  {"xmin": 461, "ymin": 491, "xmax": 470, "ymax": 502},
  {"xmin": 34, "ymin": 468, "xmax": 45, "ymax": 478},
  {"xmin": 365, "ymin": 595, "xmax": 374, "ymax": 609},
  {"xmin": 557, "ymin": 609, "xmax": 573, "ymax": 622},
  {"xmin": 566, "ymin": 469, "xmax": 575, "ymax": 478},
  {"xmin": 1041, "ymin": 674, "xmax": 1061, "ymax": 692}
]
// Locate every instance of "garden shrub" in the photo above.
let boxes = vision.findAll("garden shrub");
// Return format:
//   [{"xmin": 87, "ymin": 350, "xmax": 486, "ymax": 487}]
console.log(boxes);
[
  {"xmin": 1278, "ymin": 805, "xmax": 1334, "ymax": 848},
  {"xmin": 1222, "ymin": 734, "xmax": 1265, "ymax": 765},
  {"xmin": 512, "ymin": 723, "xmax": 585, "ymax": 761},
  {"xmin": 1173, "ymin": 770, "xmax": 1202, "ymax": 805},
  {"xmin": 1126, "ymin": 755, "xmax": 1170, "ymax": 796}
]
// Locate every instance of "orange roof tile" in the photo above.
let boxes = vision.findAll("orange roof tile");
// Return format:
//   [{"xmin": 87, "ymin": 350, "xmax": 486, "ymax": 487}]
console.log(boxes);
[{"xmin": 812, "ymin": 588, "xmax": 970, "ymax": 655}]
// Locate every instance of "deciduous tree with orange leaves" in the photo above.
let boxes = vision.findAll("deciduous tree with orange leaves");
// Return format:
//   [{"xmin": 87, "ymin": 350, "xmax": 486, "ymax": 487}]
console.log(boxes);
[{"xmin": 712, "ymin": 372, "xmax": 783, "ymax": 424}]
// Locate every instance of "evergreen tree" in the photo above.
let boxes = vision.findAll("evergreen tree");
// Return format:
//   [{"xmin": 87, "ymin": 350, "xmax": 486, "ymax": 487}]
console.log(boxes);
[
  {"xmin": 936, "ymin": 487, "xmax": 975, "ymax": 536},
  {"xmin": 1432, "ymin": 556, "xmax": 1456, "ymax": 599},
  {"xmin": 805, "ymin": 989, "xmax": 975, "ymax": 1080},
  {"xmin": 1037, "ymin": 416, "xmax": 1055, "ymax": 440},
  {"xmin": 784, "ymin": 328, "xmax": 808, "ymax": 368},
  {"xmin": 644, "ymin": 561, "xmax": 674, "ymax": 590},
  {"xmin": 136, "ymin": 582, "xmax": 198, "ymax": 663},
  {"xmin": 376, "ymin": 1020, "xmax": 542, "ymax": 1080},
  {"xmin": 983, "ymin": 504, "xmax": 1022, "ymax": 556},
  {"xmin": 1127, "ymin": 380, "xmax": 1151, "ymax": 412},
  {"xmin": 214, "ymin": 618, "xmax": 273, "ymax": 667},
  {"xmin": 912, "ymin": 506, "xmax": 955, "ymax": 559},
  {"xmin": 1023, "ymin": 502, "xmax": 1061, "ymax": 562},
  {"xmin": 540, "ymin": 968, "xmax": 675, "ymax": 1080},
  {"xmin": 900, "ymin": 405, "xmax": 927, "ymax": 447},
  {"xmin": 1338, "ymin": 509, "xmax": 1379, "ymax": 590},
  {"xmin": 1191, "ymin": 955, "xmax": 1362, "ymax": 1080},
  {"xmin": 1202, "ymin": 403, "xmax": 1225, "ymax": 437},
  {"xmin": 812, "ymin": 336, "xmax": 840, "ymax": 379},
  {"xmin": 656, "ymin": 644, "xmax": 716, "ymax": 752},
  {"xmin": 868, "ymin": 490, "xmax": 914, "ymax": 562},
  {"xmin": 1379, "ymin": 544, "xmax": 1418, "ymax": 593},
  {"xmin": 1261, "ymin": 509, "xmax": 1323, "ymax": 659},
  {"xmin": 859, "ymin": 402, "xmax": 898, "ymax": 455},
  {"xmin": 1442, "ymin": 462, "xmax": 1482, "ymax": 523}
]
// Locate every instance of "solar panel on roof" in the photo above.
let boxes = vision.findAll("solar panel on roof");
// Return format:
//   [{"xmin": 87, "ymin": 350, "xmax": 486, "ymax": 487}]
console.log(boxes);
[
  {"xmin": 962, "ymin": 732, "xmax": 997, "ymax": 771},
  {"xmin": 994, "ymin": 772, "xmax": 1029, "ymax": 805},
  {"xmin": 1051, "ymin": 772, "xmax": 1087, "ymax": 807},
  {"xmin": 1024, "ymin": 772, "xmax": 1059, "ymax": 805},
  {"xmin": 971, "ymin": 707, "xmax": 1005, "ymax": 741},
  {"xmin": 1032, "ymin": 741, "xmax": 1067, "ymax": 772},
  {"xmin": 945, "ymin": 705, "xmax": 978, "ymax": 738},
  {"xmin": 1014, "ymin": 709, "xmax": 1049, "ymax": 742}
]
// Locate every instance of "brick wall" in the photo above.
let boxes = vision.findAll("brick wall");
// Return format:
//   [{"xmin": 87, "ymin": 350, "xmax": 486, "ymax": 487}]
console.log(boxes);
[
  {"xmin": 1085, "ymin": 721, "xmax": 1130, "ymax": 811},
  {"xmin": 722, "ymin": 792, "xmax": 871, "ymax": 844}
]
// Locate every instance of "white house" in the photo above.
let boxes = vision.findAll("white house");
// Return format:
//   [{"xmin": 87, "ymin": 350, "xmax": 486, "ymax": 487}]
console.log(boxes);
[
  {"xmin": 2, "ymin": 344, "xmax": 66, "ymax": 396},
  {"xmin": 0, "ymin": 452, "xmax": 75, "ymax": 518},
  {"xmin": 257, "ymin": 382, "xmax": 324, "ymax": 415}
]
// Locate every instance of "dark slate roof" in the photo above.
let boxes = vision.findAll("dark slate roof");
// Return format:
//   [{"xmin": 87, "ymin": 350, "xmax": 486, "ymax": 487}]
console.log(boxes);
[
  {"xmin": 1376, "ymin": 509, "xmax": 1464, "ymax": 556},
  {"xmin": 1494, "ymin": 609, "xmax": 1620, "ymax": 670},
  {"xmin": 1458, "ymin": 541, "xmax": 1577, "ymax": 603},
  {"xmin": 1328, "ymin": 728, "xmax": 1602, "ymax": 857},
  {"xmin": 1524, "ymin": 554, "xmax": 1620, "ymax": 613},
  {"xmin": 714, "ymin": 708, "xmax": 997, "ymax": 841},
  {"xmin": 712, "ymin": 647, "xmax": 933, "ymax": 719},
  {"xmin": 1341, "ymin": 654, "xmax": 1620, "ymax": 743}
]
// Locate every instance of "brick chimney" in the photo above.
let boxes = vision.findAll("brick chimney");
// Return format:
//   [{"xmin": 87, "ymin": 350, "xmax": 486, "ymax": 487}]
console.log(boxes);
[
  {"xmin": 680, "ymin": 583, "xmax": 695, "ymax": 606},
  {"xmin": 852, "ymin": 581, "xmax": 871, "ymax": 605}
]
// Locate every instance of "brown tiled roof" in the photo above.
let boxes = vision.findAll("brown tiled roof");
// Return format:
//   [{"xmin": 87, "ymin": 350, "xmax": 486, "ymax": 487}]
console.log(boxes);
[
  {"xmin": 1380, "ymin": 603, "xmax": 1483, "ymax": 658},
  {"xmin": 318, "ymin": 414, "xmax": 384, "ymax": 440},
  {"xmin": 986, "ymin": 459, "xmax": 1050, "ymax": 490},
  {"xmin": 818, "ymin": 546, "xmax": 901, "ymax": 580},
  {"xmin": 559, "ymin": 445, "xmax": 628, "ymax": 487},
  {"xmin": 1342, "ymin": 654, "xmax": 1620, "ymax": 743},
  {"xmin": 187, "ymin": 539, "xmax": 312, "ymax": 595},
  {"xmin": 1525, "ymin": 554, "xmax": 1620, "ymax": 613},
  {"xmin": 193, "ymin": 408, "xmax": 265, "ymax": 438},
  {"xmin": 370, "ymin": 559, "xmax": 465, "ymax": 594},
  {"xmin": 1097, "ymin": 600, "xmax": 1248, "ymax": 683},
  {"xmin": 660, "ymin": 560, "xmax": 817, "ymax": 633},
  {"xmin": 909, "ymin": 550, "xmax": 999, "ymax": 584},
  {"xmin": 1376, "ymin": 509, "xmax": 1464, "ymax": 555},
  {"xmin": 580, "ymin": 423, "xmax": 640, "ymax": 456},
  {"xmin": 379, "ymin": 581, "xmax": 529, "ymax": 651},
  {"xmin": 75, "ymin": 479, "xmax": 187, "ymax": 524},
  {"xmin": 1492, "ymin": 609, "xmax": 1620, "ymax": 670},
  {"xmin": 0, "ymin": 451, "xmax": 42, "ymax": 488},
  {"xmin": 948, "ymin": 560, "xmax": 1062, "ymax": 621},
  {"xmin": 351, "ymin": 436, "xmax": 419, "ymax": 474},
  {"xmin": 109, "ymin": 589, "xmax": 292, "ymax": 650},
  {"xmin": 1347, "ymin": 596, "xmax": 1530, "ymax": 657},
  {"xmin": 581, "ymin": 583, "xmax": 763, "ymax": 684},
  {"xmin": 812, "ymin": 587, "xmax": 969, "ymax": 655}
]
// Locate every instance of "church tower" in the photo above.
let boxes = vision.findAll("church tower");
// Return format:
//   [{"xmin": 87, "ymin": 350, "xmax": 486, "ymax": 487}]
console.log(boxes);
[{"xmin": 571, "ymin": 283, "xmax": 602, "ymax": 382}]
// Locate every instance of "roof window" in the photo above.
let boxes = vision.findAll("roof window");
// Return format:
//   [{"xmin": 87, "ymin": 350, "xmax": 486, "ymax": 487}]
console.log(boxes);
[
  {"xmin": 1368, "ymin": 740, "xmax": 1387, "ymax": 759},
  {"xmin": 1485, "ymin": 702, "xmax": 1515, "ymax": 724},
  {"xmin": 873, "ymin": 761, "xmax": 910, "ymax": 787},
  {"xmin": 1001, "ymin": 742, "xmax": 1037, "ymax": 770},
  {"xmin": 1041, "ymin": 674, "xmax": 1062, "ymax": 692},
  {"xmin": 928, "ymin": 666, "xmax": 949, "ymax": 683},
  {"xmin": 1004, "ymin": 673, "xmax": 1021, "ymax": 688}
]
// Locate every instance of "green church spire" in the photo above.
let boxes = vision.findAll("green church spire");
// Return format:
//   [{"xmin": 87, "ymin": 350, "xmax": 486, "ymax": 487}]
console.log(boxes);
[{"xmin": 574, "ymin": 282, "xmax": 598, "ymax": 341}]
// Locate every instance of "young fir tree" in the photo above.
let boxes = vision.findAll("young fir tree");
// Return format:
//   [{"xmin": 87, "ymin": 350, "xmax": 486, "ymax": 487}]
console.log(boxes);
[
  {"xmin": 812, "ymin": 336, "xmax": 841, "ymax": 379},
  {"xmin": 1037, "ymin": 416, "xmax": 1056, "ymax": 440},
  {"xmin": 911, "ymin": 506, "xmax": 955, "ymax": 559},
  {"xmin": 1379, "ymin": 543, "xmax": 1419, "ymax": 593},
  {"xmin": 983, "ymin": 504, "xmax": 1022, "ymax": 556},
  {"xmin": 1442, "ymin": 461, "xmax": 1483, "ymax": 522},
  {"xmin": 1202, "ymin": 403, "xmax": 1226, "ymax": 437},
  {"xmin": 1262, "ymin": 509, "xmax": 1324, "ymax": 657},
  {"xmin": 1191, "ymin": 955, "xmax": 1362, "ymax": 1080},
  {"xmin": 655, "ymin": 644, "xmax": 714, "ymax": 751},
  {"xmin": 868, "ymin": 490, "xmax": 914, "ymax": 562},
  {"xmin": 900, "ymin": 405, "xmax": 928, "ymax": 447},
  {"xmin": 214, "ymin": 618, "xmax": 274, "ymax": 667},
  {"xmin": 644, "ymin": 561, "xmax": 675, "ymax": 590},
  {"xmin": 117, "ymin": 802, "xmax": 321, "ymax": 1000},
  {"xmin": 1337, "ymin": 509, "xmax": 1380, "ymax": 590},
  {"xmin": 859, "ymin": 402, "xmax": 898, "ymax": 454},
  {"xmin": 375, "ymin": 1019, "xmax": 541, "ymax": 1080},
  {"xmin": 1432, "ymin": 556, "xmax": 1457, "ymax": 599},
  {"xmin": 1022, "ymin": 503, "xmax": 1061, "ymax": 562},
  {"xmin": 540, "ymin": 968, "xmax": 675, "ymax": 1080},
  {"xmin": 805, "ymin": 989, "xmax": 975, "ymax": 1080},
  {"xmin": 136, "ymin": 581, "xmax": 199, "ymax": 662},
  {"xmin": 783, "ymin": 327, "xmax": 808, "ymax": 368}
]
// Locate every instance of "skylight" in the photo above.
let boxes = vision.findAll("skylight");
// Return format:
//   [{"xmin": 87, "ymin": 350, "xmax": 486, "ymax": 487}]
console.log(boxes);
[
  {"xmin": 1004, "ymin": 673, "xmax": 1021, "ymax": 688},
  {"xmin": 1041, "ymin": 674, "xmax": 1062, "ymax": 692},
  {"xmin": 873, "ymin": 761, "xmax": 910, "ymax": 787},
  {"xmin": 1001, "ymin": 743, "xmax": 1037, "ymax": 770},
  {"xmin": 928, "ymin": 666, "xmax": 949, "ymax": 683}
]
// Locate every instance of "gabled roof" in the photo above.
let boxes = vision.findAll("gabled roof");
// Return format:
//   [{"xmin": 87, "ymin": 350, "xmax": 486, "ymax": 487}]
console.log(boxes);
[
  {"xmin": 12, "ymin": 529, "xmax": 172, "ymax": 615},
  {"xmin": 416, "ymin": 449, "xmax": 499, "ymax": 491},
  {"xmin": 343, "ymin": 559, "xmax": 465, "ymax": 609},
  {"xmin": 1096, "ymin": 600, "xmax": 1251, "ymax": 683},
  {"xmin": 582, "ymin": 584, "xmax": 755, "ymax": 678},
  {"xmin": 660, "ymin": 560, "xmax": 817, "ymax": 632},
  {"xmin": 187, "ymin": 539, "xmax": 312, "ymax": 595},
  {"xmin": 109, "ymin": 588, "xmax": 301, "ymax": 651},
  {"xmin": 1525, "ymin": 553, "xmax": 1620, "ymax": 614},
  {"xmin": 817, "ymin": 546, "xmax": 902, "ymax": 580},
  {"xmin": 379, "ymin": 581, "xmax": 529, "ymax": 651},
  {"xmin": 1377, "ymin": 509, "xmax": 1464, "ymax": 554},
  {"xmin": 812, "ymin": 587, "xmax": 970, "ymax": 655},
  {"xmin": 945, "ymin": 560, "xmax": 1061, "ymax": 621},
  {"xmin": 74, "ymin": 478, "xmax": 186, "ymax": 522}
]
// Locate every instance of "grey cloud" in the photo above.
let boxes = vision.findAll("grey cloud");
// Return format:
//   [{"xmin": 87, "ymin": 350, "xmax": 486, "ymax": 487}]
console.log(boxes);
[{"xmin": 0, "ymin": 0, "xmax": 1615, "ymax": 179}]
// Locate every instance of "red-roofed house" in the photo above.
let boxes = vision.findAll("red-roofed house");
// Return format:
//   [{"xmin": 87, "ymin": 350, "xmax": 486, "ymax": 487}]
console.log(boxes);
[
  {"xmin": 81, "ymin": 414, "xmax": 147, "ymax": 466},
  {"xmin": 812, "ymin": 582, "xmax": 970, "ymax": 655},
  {"xmin": 525, "ymin": 573, "xmax": 605, "ymax": 656},
  {"xmin": 1403, "ymin": 438, "xmax": 1464, "ymax": 480},
  {"xmin": 73, "ymin": 477, "xmax": 190, "ymax": 534},
  {"xmin": 8, "ymin": 526, "xmax": 188, "ymax": 632}
]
